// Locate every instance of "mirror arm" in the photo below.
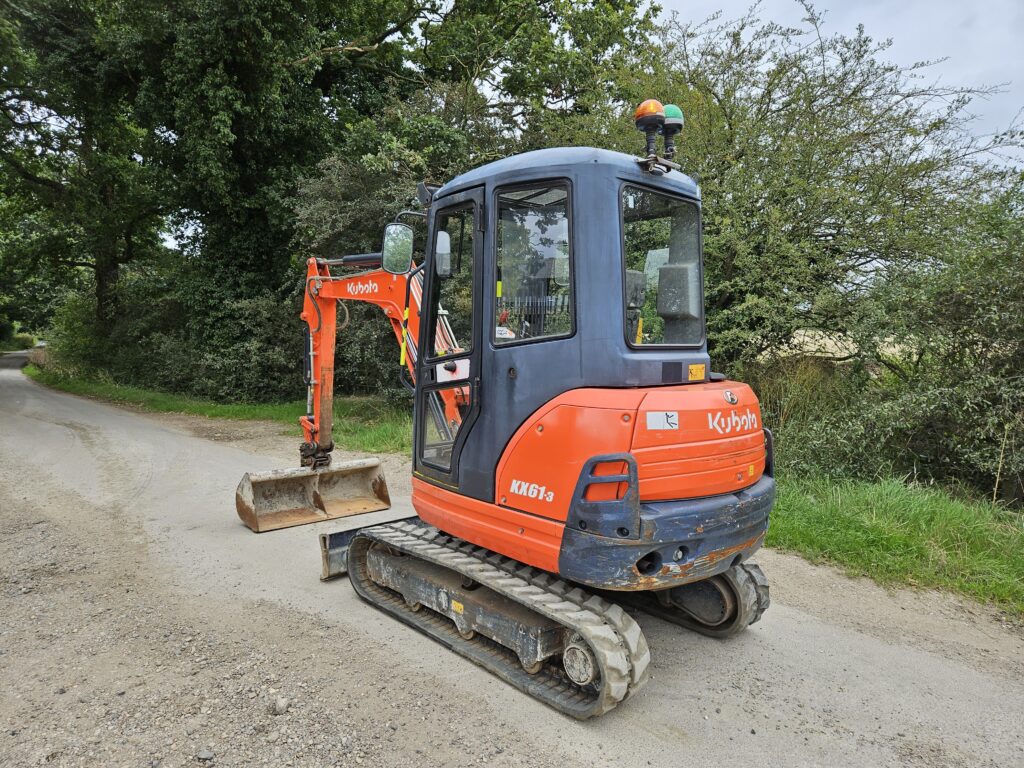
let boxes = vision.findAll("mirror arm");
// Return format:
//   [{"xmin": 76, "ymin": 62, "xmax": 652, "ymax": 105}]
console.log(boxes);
[
  {"xmin": 320, "ymin": 253, "xmax": 382, "ymax": 267},
  {"xmin": 394, "ymin": 210, "xmax": 427, "ymax": 222}
]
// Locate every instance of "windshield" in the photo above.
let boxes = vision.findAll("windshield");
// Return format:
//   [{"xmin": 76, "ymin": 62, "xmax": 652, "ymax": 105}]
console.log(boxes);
[{"xmin": 621, "ymin": 185, "xmax": 703, "ymax": 346}]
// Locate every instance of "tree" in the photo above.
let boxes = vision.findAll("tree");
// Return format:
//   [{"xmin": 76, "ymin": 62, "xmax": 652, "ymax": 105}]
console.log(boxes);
[
  {"xmin": 0, "ymin": 175, "xmax": 85, "ymax": 331},
  {"xmin": 544, "ymin": 6, "xmax": 1020, "ymax": 367},
  {"xmin": 290, "ymin": 0, "xmax": 659, "ymax": 394},
  {"xmin": 294, "ymin": 0, "xmax": 659, "ymax": 250},
  {"xmin": 1, "ymin": 0, "xmax": 166, "ymax": 324},
  {"xmin": 853, "ymin": 176, "xmax": 1024, "ymax": 499},
  {"xmin": 663, "ymin": 8, "xmax": 1021, "ymax": 366}
]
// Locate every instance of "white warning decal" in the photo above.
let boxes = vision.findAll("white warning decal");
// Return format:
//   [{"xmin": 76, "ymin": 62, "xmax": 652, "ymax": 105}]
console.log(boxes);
[{"xmin": 646, "ymin": 411, "xmax": 679, "ymax": 430}]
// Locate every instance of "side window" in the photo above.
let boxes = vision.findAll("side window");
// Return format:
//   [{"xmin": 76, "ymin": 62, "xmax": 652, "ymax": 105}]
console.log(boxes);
[
  {"xmin": 420, "ymin": 383, "xmax": 468, "ymax": 471},
  {"xmin": 428, "ymin": 205, "xmax": 475, "ymax": 359},
  {"xmin": 494, "ymin": 184, "xmax": 572, "ymax": 344}
]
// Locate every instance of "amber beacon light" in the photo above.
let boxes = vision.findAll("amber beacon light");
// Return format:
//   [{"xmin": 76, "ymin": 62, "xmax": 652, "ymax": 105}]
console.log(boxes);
[{"xmin": 633, "ymin": 99, "xmax": 665, "ymax": 157}]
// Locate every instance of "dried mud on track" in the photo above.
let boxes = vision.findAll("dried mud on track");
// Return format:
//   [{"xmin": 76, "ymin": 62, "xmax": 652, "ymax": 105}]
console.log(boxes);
[{"xmin": 2, "ymin": 357, "xmax": 1023, "ymax": 768}]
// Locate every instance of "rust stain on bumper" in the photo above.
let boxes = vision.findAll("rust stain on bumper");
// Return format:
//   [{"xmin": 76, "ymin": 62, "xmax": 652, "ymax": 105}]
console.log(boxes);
[{"xmin": 631, "ymin": 531, "xmax": 766, "ymax": 590}]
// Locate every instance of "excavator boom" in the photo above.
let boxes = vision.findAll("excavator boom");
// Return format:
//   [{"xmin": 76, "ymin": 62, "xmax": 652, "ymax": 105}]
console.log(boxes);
[
  {"xmin": 235, "ymin": 258, "xmax": 414, "ymax": 532},
  {"xmin": 236, "ymin": 253, "xmax": 464, "ymax": 532}
]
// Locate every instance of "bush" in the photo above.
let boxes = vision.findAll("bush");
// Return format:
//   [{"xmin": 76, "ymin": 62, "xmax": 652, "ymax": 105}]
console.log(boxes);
[
  {"xmin": 49, "ymin": 285, "xmax": 308, "ymax": 403},
  {"xmin": 853, "ymin": 373, "xmax": 1024, "ymax": 504},
  {"xmin": 738, "ymin": 357, "xmax": 874, "ymax": 477},
  {"xmin": 740, "ymin": 355, "xmax": 1024, "ymax": 504},
  {"xmin": 181, "ymin": 295, "xmax": 306, "ymax": 402},
  {"xmin": 11, "ymin": 332, "xmax": 34, "ymax": 349},
  {"xmin": 43, "ymin": 261, "xmax": 405, "ymax": 404},
  {"xmin": 45, "ymin": 292, "xmax": 109, "ymax": 375},
  {"xmin": 836, "ymin": 184, "xmax": 1024, "ymax": 502},
  {"xmin": 0, "ymin": 317, "xmax": 36, "ymax": 350}
]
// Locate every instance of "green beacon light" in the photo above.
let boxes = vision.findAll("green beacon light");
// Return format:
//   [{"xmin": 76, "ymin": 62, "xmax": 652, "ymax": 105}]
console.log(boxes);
[{"xmin": 660, "ymin": 104, "xmax": 684, "ymax": 159}]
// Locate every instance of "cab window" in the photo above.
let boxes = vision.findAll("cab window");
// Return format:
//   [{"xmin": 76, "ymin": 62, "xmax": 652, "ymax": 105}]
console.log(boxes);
[
  {"xmin": 494, "ymin": 184, "xmax": 573, "ymax": 345},
  {"xmin": 427, "ymin": 205, "xmax": 475, "ymax": 359},
  {"xmin": 621, "ymin": 185, "xmax": 703, "ymax": 346}
]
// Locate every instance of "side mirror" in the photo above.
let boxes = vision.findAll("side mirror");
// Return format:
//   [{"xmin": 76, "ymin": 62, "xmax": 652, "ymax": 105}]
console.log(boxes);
[
  {"xmin": 435, "ymin": 231, "xmax": 452, "ymax": 278},
  {"xmin": 381, "ymin": 222, "xmax": 414, "ymax": 275}
]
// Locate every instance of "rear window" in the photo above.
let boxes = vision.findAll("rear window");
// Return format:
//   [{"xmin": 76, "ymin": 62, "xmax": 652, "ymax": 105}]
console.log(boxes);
[{"xmin": 621, "ymin": 185, "xmax": 703, "ymax": 346}]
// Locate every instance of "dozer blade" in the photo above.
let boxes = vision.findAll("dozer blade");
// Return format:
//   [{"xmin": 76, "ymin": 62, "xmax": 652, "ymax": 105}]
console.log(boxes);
[{"xmin": 235, "ymin": 458, "xmax": 390, "ymax": 533}]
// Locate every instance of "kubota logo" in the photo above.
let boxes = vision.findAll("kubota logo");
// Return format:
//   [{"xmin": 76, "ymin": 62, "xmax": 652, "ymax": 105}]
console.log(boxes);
[
  {"xmin": 707, "ymin": 408, "xmax": 759, "ymax": 435},
  {"xmin": 346, "ymin": 281, "xmax": 379, "ymax": 296}
]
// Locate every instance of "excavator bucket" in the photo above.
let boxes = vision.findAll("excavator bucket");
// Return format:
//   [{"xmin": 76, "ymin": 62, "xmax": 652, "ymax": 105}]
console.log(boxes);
[{"xmin": 235, "ymin": 458, "xmax": 390, "ymax": 533}]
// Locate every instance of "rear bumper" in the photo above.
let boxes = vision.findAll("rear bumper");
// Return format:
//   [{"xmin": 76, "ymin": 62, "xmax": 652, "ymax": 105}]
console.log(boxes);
[{"xmin": 557, "ymin": 474, "xmax": 775, "ymax": 591}]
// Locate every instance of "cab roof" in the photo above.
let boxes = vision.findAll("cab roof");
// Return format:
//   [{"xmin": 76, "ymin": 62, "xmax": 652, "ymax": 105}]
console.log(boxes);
[{"xmin": 434, "ymin": 146, "xmax": 700, "ymax": 201}]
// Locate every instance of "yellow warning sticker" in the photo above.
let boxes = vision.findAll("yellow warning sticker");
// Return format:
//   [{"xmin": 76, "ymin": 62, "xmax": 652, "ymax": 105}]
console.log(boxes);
[
  {"xmin": 688, "ymin": 363, "xmax": 706, "ymax": 381},
  {"xmin": 748, "ymin": 464, "xmax": 755, "ymax": 477},
  {"xmin": 451, "ymin": 600, "xmax": 464, "ymax": 615}
]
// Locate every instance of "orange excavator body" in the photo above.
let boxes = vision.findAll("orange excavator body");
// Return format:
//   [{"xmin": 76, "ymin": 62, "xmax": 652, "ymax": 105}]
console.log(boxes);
[
  {"xmin": 266, "ymin": 147, "xmax": 774, "ymax": 594},
  {"xmin": 237, "ymin": 143, "xmax": 775, "ymax": 718}
]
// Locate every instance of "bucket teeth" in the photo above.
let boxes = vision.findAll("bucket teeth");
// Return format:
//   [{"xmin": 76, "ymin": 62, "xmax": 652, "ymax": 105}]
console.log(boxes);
[{"xmin": 236, "ymin": 458, "xmax": 390, "ymax": 532}]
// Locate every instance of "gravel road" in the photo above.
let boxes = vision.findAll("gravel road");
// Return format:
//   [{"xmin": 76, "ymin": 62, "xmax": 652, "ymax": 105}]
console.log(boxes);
[{"xmin": 2, "ymin": 353, "xmax": 1023, "ymax": 768}]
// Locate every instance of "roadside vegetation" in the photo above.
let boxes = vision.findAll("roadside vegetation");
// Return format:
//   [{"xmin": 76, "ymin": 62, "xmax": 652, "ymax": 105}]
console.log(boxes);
[
  {"xmin": 22, "ymin": 361, "xmax": 1024, "ymax": 616},
  {"xmin": 0, "ymin": 336, "xmax": 33, "ymax": 352},
  {"xmin": 23, "ymin": 364, "xmax": 412, "ymax": 454},
  {"xmin": 0, "ymin": 319, "xmax": 34, "ymax": 351},
  {"xmin": 772, "ymin": 478, "xmax": 1024, "ymax": 615}
]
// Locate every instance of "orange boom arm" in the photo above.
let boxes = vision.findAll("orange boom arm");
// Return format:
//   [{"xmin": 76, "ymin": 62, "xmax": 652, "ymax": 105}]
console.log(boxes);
[{"xmin": 297, "ymin": 256, "xmax": 464, "ymax": 468}]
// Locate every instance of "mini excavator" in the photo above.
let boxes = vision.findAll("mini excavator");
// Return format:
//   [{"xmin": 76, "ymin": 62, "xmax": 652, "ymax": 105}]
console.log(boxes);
[{"xmin": 236, "ymin": 100, "xmax": 774, "ymax": 718}]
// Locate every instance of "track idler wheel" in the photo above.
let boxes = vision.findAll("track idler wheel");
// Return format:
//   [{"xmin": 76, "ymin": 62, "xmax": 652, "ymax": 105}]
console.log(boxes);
[
  {"xmin": 659, "ymin": 563, "xmax": 770, "ymax": 638},
  {"xmin": 562, "ymin": 633, "xmax": 599, "ymax": 687}
]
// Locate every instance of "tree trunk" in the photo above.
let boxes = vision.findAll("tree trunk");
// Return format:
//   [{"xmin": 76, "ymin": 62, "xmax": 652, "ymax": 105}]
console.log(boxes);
[{"xmin": 94, "ymin": 250, "xmax": 120, "ymax": 326}]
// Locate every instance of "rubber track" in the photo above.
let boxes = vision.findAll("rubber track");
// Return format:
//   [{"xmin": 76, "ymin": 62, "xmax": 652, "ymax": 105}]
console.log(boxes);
[
  {"xmin": 621, "ymin": 562, "xmax": 770, "ymax": 639},
  {"xmin": 348, "ymin": 522, "xmax": 650, "ymax": 718}
]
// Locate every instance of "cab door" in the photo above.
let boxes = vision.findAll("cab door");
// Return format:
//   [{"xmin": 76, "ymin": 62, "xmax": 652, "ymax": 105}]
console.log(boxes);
[{"xmin": 414, "ymin": 186, "xmax": 484, "ymax": 488}]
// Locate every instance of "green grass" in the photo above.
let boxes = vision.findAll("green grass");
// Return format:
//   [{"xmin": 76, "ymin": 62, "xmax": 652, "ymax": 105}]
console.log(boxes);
[
  {"xmin": 23, "ymin": 364, "xmax": 413, "ymax": 454},
  {"xmin": 771, "ymin": 476, "xmax": 1024, "ymax": 615}
]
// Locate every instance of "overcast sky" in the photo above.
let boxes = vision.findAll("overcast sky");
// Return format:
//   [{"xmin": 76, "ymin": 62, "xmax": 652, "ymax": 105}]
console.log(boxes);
[{"xmin": 657, "ymin": 0, "xmax": 1024, "ymax": 138}]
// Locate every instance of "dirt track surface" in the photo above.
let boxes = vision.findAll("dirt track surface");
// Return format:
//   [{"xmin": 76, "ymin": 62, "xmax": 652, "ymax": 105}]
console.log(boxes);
[{"xmin": 2, "ymin": 358, "xmax": 1023, "ymax": 768}]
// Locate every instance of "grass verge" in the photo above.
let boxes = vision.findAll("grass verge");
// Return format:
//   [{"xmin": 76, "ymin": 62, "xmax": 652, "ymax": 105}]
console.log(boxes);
[
  {"xmin": 770, "ymin": 476, "xmax": 1024, "ymax": 615},
  {"xmin": 23, "ymin": 364, "xmax": 413, "ymax": 454}
]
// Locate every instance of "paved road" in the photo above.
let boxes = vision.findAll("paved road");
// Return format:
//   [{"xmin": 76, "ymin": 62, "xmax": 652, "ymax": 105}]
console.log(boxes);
[
  {"xmin": 1, "ymin": 362, "xmax": 1022, "ymax": 767},
  {"xmin": 0, "ymin": 349, "xmax": 29, "ymax": 369}
]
